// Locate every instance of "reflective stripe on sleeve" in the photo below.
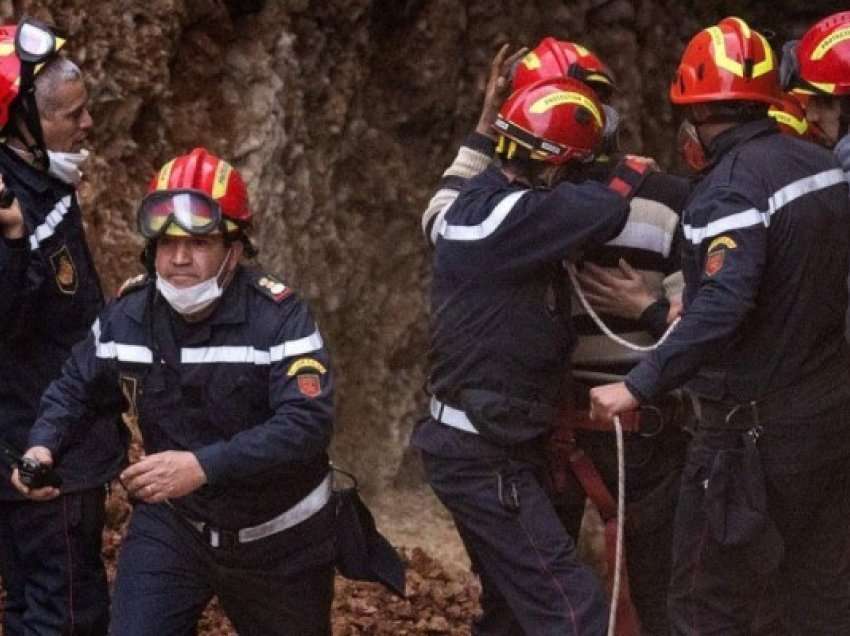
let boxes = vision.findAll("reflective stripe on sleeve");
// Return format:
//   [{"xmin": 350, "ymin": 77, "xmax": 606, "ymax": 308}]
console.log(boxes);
[
  {"xmin": 436, "ymin": 190, "xmax": 528, "ymax": 242},
  {"xmin": 92, "ymin": 318, "xmax": 154, "ymax": 364},
  {"xmin": 683, "ymin": 168, "xmax": 846, "ymax": 245},
  {"xmin": 180, "ymin": 329, "xmax": 324, "ymax": 365},
  {"xmin": 29, "ymin": 195, "xmax": 73, "ymax": 251}
]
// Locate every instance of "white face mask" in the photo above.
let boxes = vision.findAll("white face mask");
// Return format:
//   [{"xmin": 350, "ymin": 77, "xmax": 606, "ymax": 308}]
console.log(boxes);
[
  {"xmin": 47, "ymin": 148, "xmax": 89, "ymax": 185},
  {"xmin": 155, "ymin": 248, "xmax": 232, "ymax": 316}
]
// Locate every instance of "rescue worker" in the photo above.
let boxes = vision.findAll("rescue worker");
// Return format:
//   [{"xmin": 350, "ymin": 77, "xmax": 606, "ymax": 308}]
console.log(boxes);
[
  {"xmin": 421, "ymin": 40, "xmax": 690, "ymax": 635},
  {"xmin": 590, "ymin": 17, "xmax": 850, "ymax": 634},
  {"xmin": 15, "ymin": 148, "xmax": 338, "ymax": 635},
  {"xmin": 413, "ymin": 74, "xmax": 655, "ymax": 635},
  {"xmin": 781, "ymin": 11, "xmax": 850, "ymax": 152},
  {"xmin": 0, "ymin": 18, "xmax": 120, "ymax": 635}
]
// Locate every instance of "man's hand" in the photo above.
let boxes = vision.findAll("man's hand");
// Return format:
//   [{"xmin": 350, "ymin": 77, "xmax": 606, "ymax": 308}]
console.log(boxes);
[
  {"xmin": 475, "ymin": 43, "xmax": 529, "ymax": 139},
  {"xmin": 0, "ymin": 176, "xmax": 24, "ymax": 240},
  {"xmin": 577, "ymin": 259, "xmax": 660, "ymax": 320},
  {"xmin": 11, "ymin": 446, "xmax": 60, "ymax": 501},
  {"xmin": 589, "ymin": 382, "xmax": 640, "ymax": 422},
  {"xmin": 120, "ymin": 451, "xmax": 208, "ymax": 503}
]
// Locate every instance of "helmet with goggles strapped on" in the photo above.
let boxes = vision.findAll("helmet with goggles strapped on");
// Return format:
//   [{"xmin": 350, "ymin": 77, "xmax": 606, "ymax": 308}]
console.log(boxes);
[
  {"xmin": 0, "ymin": 17, "xmax": 67, "ymax": 166},
  {"xmin": 493, "ymin": 78, "xmax": 605, "ymax": 166},
  {"xmin": 670, "ymin": 16, "xmax": 782, "ymax": 108},
  {"xmin": 138, "ymin": 148, "xmax": 256, "ymax": 257},
  {"xmin": 513, "ymin": 38, "xmax": 616, "ymax": 100}
]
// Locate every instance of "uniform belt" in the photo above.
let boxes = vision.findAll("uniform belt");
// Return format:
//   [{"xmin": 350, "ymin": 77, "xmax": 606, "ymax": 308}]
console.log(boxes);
[
  {"xmin": 430, "ymin": 396, "xmax": 479, "ymax": 435},
  {"xmin": 693, "ymin": 396, "xmax": 764, "ymax": 431},
  {"xmin": 183, "ymin": 472, "xmax": 332, "ymax": 548}
]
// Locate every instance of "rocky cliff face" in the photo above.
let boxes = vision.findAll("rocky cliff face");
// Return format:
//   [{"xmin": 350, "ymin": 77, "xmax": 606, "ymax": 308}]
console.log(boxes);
[{"xmin": 5, "ymin": 0, "xmax": 839, "ymax": 493}]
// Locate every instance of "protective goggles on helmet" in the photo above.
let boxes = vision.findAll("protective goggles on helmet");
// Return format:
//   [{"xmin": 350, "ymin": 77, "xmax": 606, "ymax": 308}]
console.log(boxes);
[
  {"xmin": 138, "ymin": 189, "xmax": 238, "ymax": 239},
  {"xmin": 493, "ymin": 117, "xmax": 593, "ymax": 164},
  {"xmin": 15, "ymin": 18, "xmax": 61, "ymax": 65}
]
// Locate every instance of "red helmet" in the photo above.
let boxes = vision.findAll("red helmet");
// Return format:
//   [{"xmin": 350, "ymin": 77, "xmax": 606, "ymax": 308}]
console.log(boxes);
[
  {"xmin": 670, "ymin": 17, "xmax": 782, "ymax": 107},
  {"xmin": 513, "ymin": 37, "xmax": 615, "ymax": 99},
  {"xmin": 795, "ymin": 11, "xmax": 850, "ymax": 96},
  {"xmin": 0, "ymin": 20, "xmax": 65, "ymax": 129},
  {"xmin": 493, "ymin": 78, "xmax": 605, "ymax": 165},
  {"xmin": 139, "ymin": 148, "xmax": 251, "ymax": 238},
  {"xmin": 768, "ymin": 90, "xmax": 829, "ymax": 144}
]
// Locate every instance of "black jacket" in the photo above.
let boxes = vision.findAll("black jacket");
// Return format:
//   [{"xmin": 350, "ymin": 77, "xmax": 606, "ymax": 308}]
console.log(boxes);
[{"xmin": 0, "ymin": 146, "xmax": 124, "ymax": 498}]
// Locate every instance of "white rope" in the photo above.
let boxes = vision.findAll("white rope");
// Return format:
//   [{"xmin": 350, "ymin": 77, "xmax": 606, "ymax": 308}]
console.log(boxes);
[
  {"xmin": 607, "ymin": 413, "xmax": 626, "ymax": 636},
  {"xmin": 567, "ymin": 264, "xmax": 680, "ymax": 352}
]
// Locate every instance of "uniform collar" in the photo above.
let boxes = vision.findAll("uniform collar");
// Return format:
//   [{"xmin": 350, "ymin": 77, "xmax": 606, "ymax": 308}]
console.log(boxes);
[
  {"xmin": 0, "ymin": 144, "xmax": 73, "ymax": 195},
  {"xmin": 122, "ymin": 266, "xmax": 249, "ymax": 328},
  {"xmin": 706, "ymin": 118, "xmax": 779, "ymax": 165}
]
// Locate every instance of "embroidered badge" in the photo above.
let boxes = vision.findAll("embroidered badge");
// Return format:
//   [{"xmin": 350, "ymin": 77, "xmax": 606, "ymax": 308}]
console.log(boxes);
[
  {"xmin": 118, "ymin": 273, "xmax": 147, "ymax": 298},
  {"xmin": 287, "ymin": 357, "xmax": 327, "ymax": 376},
  {"xmin": 704, "ymin": 249, "xmax": 726, "ymax": 276},
  {"xmin": 705, "ymin": 235, "xmax": 736, "ymax": 277},
  {"xmin": 707, "ymin": 235, "xmax": 738, "ymax": 252},
  {"xmin": 50, "ymin": 245, "xmax": 77, "ymax": 295},
  {"xmin": 297, "ymin": 373, "xmax": 322, "ymax": 398},
  {"xmin": 256, "ymin": 275, "xmax": 291, "ymax": 302}
]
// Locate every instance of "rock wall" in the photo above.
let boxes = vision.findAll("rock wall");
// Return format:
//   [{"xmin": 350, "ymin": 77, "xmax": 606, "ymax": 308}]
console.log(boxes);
[{"xmin": 4, "ymin": 0, "xmax": 840, "ymax": 494}]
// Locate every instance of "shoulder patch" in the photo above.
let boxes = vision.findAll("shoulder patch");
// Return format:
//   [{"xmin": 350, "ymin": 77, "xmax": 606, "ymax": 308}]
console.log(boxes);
[
  {"xmin": 251, "ymin": 273, "xmax": 292, "ymax": 303},
  {"xmin": 117, "ymin": 273, "xmax": 149, "ymax": 298},
  {"xmin": 287, "ymin": 357, "xmax": 327, "ymax": 376},
  {"xmin": 707, "ymin": 235, "xmax": 737, "ymax": 252}
]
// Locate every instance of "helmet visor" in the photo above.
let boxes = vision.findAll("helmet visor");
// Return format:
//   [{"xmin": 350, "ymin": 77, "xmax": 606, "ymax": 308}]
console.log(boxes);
[
  {"xmin": 138, "ymin": 190, "xmax": 222, "ymax": 239},
  {"xmin": 15, "ymin": 19, "xmax": 57, "ymax": 64}
]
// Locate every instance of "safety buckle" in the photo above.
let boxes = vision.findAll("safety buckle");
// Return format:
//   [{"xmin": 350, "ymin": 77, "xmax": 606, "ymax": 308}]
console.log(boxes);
[{"xmin": 203, "ymin": 524, "xmax": 239, "ymax": 549}]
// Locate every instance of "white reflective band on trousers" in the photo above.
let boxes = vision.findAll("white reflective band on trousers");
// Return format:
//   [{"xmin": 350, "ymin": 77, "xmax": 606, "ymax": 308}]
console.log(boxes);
[
  {"xmin": 184, "ymin": 472, "xmax": 332, "ymax": 547},
  {"xmin": 429, "ymin": 396, "xmax": 479, "ymax": 434}
]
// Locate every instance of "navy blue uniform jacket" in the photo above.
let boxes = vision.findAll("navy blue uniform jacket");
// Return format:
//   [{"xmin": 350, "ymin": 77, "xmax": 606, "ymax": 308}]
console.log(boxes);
[
  {"xmin": 426, "ymin": 166, "xmax": 628, "ymax": 446},
  {"xmin": 29, "ymin": 267, "xmax": 333, "ymax": 529},
  {"xmin": 625, "ymin": 120, "xmax": 850, "ymax": 471},
  {"xmin": 0, "ymin": 146, "xmax": 124, "ymax": 499}
]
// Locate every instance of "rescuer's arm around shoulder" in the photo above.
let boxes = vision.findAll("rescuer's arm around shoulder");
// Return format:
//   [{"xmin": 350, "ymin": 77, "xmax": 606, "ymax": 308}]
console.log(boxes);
[{"xmin": 192, "ymin": 297, "xmax": 334, "ymax": 487}]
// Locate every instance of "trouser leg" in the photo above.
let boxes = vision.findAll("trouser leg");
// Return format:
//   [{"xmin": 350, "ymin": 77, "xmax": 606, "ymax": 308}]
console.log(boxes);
[
  {"xmin": 1, "ymin": 490, "xmax": 109, "ymax": 636},
  {"xmin": 215, "ymin": 502, "xmax": 337, "ymax": 636},
  {"xmin": 667, "ymin": 437, "xmax": 769, "ymax": 636},
  {"xmin": 422, "ymin": 450, "xmax": 608, "ymax": 636},
  {"xmin": 110, "ymin": 503, "xmax": 212, "ymax": 636},
  {"xmin": 769, "ymin": 455, "xmax": 850, "ymax": 635}
]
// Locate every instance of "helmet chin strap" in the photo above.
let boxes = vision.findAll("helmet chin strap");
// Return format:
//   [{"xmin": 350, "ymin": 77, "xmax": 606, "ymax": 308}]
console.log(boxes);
[{"xmin": 9, "ymin": 63, "xmax": 50, "ymax": 170}]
